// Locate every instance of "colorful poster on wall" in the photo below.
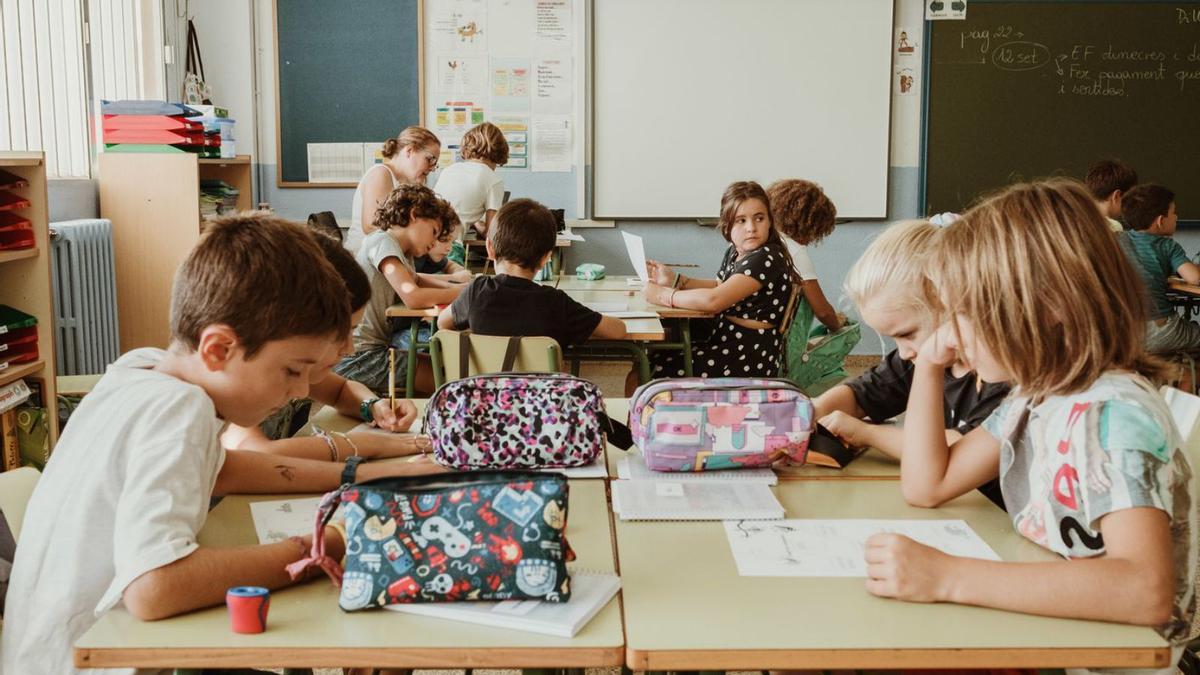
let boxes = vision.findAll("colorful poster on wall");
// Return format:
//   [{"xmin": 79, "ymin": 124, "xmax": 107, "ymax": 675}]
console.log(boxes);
[
  {"xmin": 491, "ymin": 57, "xmax": 532, "ymax": 113},
  {"xmin": 434, "ymin": 100, "xmax": 487, "ymax": 164},
  {"xmin": 493, "ymin": 115, "xmax": 529, "ymax": 169}
]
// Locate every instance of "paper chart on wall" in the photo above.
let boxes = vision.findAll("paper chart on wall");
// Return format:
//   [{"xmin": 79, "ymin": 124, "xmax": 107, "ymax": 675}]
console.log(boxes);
[
  {"xmin": 307, "ymin": 143, "xmax": 366, "ymax": 183},
  {"xmin": 531, "ymin": 115, "xmax": 571, "ymax": 172},
  {"xmin": 491, "ymin": 58, "xmax": 532, "ymax": 113},
  {"xmin": 430, "ymin": 0, "xmax": 489, "ymax": 53},
  {"xmin": 723, "ymin": 519, "xmax": 1000, "ymax": 577},
  {"xmin": 493, "ymin": 115, "xmax": 529, "ymax": 169},
  {"xmin": 434, "ymin": 100, "xmax": 487, "ymax": 163},
  {"xmin": 437, "ymin": 56, "xmax": 487, "ymax": 96},
  {"xmin": 535, "ymin": 0, "xmax": 571, "ymax": 49},
  {"xmin": 533, "ymin": 57, "xmax": 572, "ymax": 114}
]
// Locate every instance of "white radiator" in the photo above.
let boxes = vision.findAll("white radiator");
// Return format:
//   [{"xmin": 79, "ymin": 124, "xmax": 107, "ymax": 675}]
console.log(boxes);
[{"xmin": 50, "ymin": 219, "xmax": 120, "ymax": 375}]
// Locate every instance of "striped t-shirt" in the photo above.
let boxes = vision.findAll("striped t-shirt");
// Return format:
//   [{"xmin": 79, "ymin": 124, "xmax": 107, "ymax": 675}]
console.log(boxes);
[{"xmin": 1117, "ymin": 230, "xmax": 1190, "ymax": 320}]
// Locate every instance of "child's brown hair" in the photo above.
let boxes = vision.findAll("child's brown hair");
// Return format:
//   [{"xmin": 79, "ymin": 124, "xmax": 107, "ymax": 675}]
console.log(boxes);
[
  {"xmin": 460, "ymin": 122, "xmax": 509, "ymax": 166},
  {"xmin": 1122, "ymin": 184, "xmax": 1175, "ymax": 232},
  {"xmin": 172, "ymin": 214, "xmax": 350, "ymax": 357},
  {"xmin": 928, "ymin": 178, "xmax": 1164, "ymax": 397},
  {"xmin": 717, "ymin": 180, "xmax": 799, "ymax": 284},
  {"xmin": 374, "ymin": 183, "xmax": 457, "ymax": 242},
  {"xmin": 489, "ymin": 198, "xmax": 556, "ymax": 270},
  {"xmin": 767, "ymin": 179, "xmax": 838, "ymax": 245},
  {"xmin": 1085, "ymin": 158, "xmax": 1138, "ymax": 200},
  {"xmin": 382, "ymin": 126, "xmax": 440, "ymax": 159}
]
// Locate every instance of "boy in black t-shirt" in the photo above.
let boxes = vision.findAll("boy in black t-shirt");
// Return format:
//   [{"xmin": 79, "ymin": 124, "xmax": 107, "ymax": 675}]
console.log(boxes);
[{"xmin": 437, "ymin": 199, "xmax": 627, "ymax": 347}]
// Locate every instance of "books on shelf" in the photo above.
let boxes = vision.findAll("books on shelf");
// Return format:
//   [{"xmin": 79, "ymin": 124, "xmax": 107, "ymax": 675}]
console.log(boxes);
[
  {"xmin": 384, "ymin": 569, "xmax": 620, "ymax": 638},
  {"xmin": 611, "ymin": 479, "xmax": 784, "ymax": 521},
  {"xmin": 200, "ymin": 180, "xmax": 240, "ymax": 219},
  {"xmin": 1, "ymin": 407, "xmax": 19, "ymax": 471},
  {"xmin": 0, "ymin": 379, "xmax": 31, "ymax": 415}
]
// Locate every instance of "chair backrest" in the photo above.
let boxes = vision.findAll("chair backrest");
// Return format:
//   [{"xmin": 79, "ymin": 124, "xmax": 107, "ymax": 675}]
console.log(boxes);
[
  {"xmin": 430, "ymin": 329, "xmax": 563, "ymax": 386},
  {"xmin": 0, "ymin": 467, "xmax": 40, "ymax": 543}
]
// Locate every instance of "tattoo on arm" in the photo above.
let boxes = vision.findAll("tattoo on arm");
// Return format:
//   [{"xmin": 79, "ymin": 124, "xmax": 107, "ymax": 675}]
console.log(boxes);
[{"xmin": 275, "ymin": 464, "xmax": 296, "ymax": 482}]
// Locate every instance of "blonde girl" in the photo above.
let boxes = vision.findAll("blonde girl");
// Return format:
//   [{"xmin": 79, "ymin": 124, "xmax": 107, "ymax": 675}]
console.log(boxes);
[
  {"xmin": 815, "ymin": 221, "xmax": 1009, "ymax": 496},
  {"xmin": 871, "ymin": 179, "xmax": 1195, "ymax": 664},
  {"xmin": 347, "ymin": 126, "xmax": 441, "ymax": 253}
]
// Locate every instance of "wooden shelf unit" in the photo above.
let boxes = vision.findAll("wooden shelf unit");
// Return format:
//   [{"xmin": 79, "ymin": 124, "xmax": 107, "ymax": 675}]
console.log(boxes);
[
  {"xmin": 0, "ymin": 151, "xmax": 60, "ymax": 449},
  {"xmin": 98, "ymin": 153, "xmax": 253, "ymax": 351}
]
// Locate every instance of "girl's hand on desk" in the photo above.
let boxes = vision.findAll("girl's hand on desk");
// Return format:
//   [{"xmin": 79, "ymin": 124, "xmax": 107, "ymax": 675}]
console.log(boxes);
[
  {"xmin": 646, "ymin": 260, "xmax": 675, "ymax": 286},
  {"xmin": 643, "ymin": 282, "xmax": 670, "ymax": 307},
  {"xmin": 864, "ymin": 533, "xmax": 953, "ymax": 603},
  {"xmin": 359, "ymin": 453, "xmax": 451, "ymax": 480},
  {"xmin": 371, "ymin": 398, "xmax": 419, "ymax": 433},
  {"xmin": 819, "ymin": 411, "xmax": 872, "ymax": 448}
]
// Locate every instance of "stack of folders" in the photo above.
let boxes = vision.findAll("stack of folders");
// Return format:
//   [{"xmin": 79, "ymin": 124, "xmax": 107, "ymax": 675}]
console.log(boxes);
[
  {"xmin": 385, "ymin": 568, "xmax": 621, "ymax": 638},
  {"xmin": 611, "ymin": 454, "xmax": 784, "ymax": 521}
]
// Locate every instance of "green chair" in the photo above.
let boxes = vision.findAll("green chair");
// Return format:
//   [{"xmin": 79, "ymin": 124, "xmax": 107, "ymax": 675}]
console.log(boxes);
[{"xmin": 429, "ymin": 329, "xmax": 563, "ymax": 388}]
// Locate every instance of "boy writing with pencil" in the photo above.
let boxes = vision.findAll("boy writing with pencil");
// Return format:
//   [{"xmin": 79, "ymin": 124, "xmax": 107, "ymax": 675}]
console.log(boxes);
[{"xmin": 2, "ymin": 214, "xmax": 442, "ymax": 675}]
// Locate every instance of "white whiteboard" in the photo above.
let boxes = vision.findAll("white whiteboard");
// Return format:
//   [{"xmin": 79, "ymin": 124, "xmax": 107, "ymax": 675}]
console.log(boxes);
[{"xmin": 593, "ymin": 0, "xmax": 894, "ymax": 219}]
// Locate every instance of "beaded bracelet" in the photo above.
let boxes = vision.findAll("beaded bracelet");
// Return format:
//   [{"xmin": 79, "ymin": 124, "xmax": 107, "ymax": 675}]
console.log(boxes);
[
  {"xmin": 311, "ymin": 425, "xmax": 339, "ymax": 462},
  {"xmin": 333, "ymin": 431, "xmax": 360, "ymax": 458}
]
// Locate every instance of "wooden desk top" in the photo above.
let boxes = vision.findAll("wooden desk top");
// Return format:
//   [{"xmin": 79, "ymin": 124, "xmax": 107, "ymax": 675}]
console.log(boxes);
[
  {"xmin": 549, "ymin": 274, "xmax": 645, "ymax": 291},
  {"xmin": 616, "ymin": 481, "xmax": 1169, "ymax": 670},
  {"xmin": 605, "ymin": 399, "xmax": 901, "ymax": 480},
  {"xmin": 1168, "ymin": 277, "xmax": 1200, "ymax": 296},
  {"xmin": 74, "ymin": 481, "xmax": 624, "ymax": 670}
]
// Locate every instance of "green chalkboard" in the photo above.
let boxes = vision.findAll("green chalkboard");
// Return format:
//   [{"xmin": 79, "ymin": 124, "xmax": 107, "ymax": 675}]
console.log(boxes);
[
  {"xmin": 275, "ymin": 0, "xmax": 421, "ymax": 186},
  {"xmin": 923, "ymin": 2, "xmax": 1200, "ymax": 220}
]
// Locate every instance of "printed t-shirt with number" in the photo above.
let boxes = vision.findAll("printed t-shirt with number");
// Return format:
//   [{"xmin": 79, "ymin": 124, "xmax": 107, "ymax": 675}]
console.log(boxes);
[{"xmin": 982, "ymin": 372, "xmax": 1197, "ymax": 643}]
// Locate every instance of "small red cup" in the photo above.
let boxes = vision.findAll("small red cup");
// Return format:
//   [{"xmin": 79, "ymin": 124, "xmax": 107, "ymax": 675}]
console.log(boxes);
[{"xmin": 225, "ymin": 586, "xmax": 270, "ymax": 634}]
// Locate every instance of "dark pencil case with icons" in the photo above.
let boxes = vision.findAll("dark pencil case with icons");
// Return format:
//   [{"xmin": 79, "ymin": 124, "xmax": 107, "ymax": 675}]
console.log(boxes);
[{"xmin": 289, "ymin": 471, "xmax": 574, "ymax": 610}]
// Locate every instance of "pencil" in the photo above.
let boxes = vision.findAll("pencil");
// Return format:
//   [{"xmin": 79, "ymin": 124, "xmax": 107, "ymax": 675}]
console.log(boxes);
[
  {"xmin": 658, "ymin": 263, "xmax": 700, "ymax": 268},
  {"xmin": 388, "ymin": 348, "xmax": 396, "ymax": 412}
]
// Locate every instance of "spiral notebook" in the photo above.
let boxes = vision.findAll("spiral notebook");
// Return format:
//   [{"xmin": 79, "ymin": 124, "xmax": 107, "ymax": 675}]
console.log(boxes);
[
  {"xmin": 384, "ymin": 569, "xmax": 620, "ymax": 637},
  {"xmin": 611, "ymin": 479, "xmax": 784, "ymax": 521}
]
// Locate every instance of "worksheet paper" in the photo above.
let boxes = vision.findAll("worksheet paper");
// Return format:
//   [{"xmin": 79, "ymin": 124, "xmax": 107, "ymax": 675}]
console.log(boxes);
[
  {"xmin": 622, "ymin": 232, "xmax": 648, "ymax": 283},
  {"xmin": 723, "ymin": 519, "xmax": 1000, "ymax": 577},
  {"xmin": 618, "ymin": 455, "xmax": 777, "ymax": 485},
  {"xmin": 250, "ymin": 497, "xmax": 323, "ymax": 544}
]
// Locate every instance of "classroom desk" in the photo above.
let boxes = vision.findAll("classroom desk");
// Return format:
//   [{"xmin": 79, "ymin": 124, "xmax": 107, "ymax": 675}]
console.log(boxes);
[
  {"xmin": 550, "ymin": 274, "xmax": 645, "ymax": 292},
  {"xmin": 615, "ymin": 480, "xmax": 1170, "ymax": 670},
  {"xmin": 462, "ymin": 233, "xmax": 573, "ymax": 274},
  {"xmin": 604, "ymin": 399, "xmax": 901, "ymax": 480},
  {"xmin": 386, "ymin": 300, "xmax": 668, "ymax": 390},
  {"xmin": 74, "ymin": 481, "xmax": 624, "ymax": 670}
]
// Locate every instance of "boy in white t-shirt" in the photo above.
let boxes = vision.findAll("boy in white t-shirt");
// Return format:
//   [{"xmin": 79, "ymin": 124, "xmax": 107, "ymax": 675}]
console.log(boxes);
[
  {"xmin": 1, "ymin": 214, "xmax": 441, "ymax": 675},
  {"xmin": 767, "ymin": 179, "xmax": 843, "ymax": 331},
  {"xmin": 434, "ymin": 121, "xmax": 509, "ymax": 240}
]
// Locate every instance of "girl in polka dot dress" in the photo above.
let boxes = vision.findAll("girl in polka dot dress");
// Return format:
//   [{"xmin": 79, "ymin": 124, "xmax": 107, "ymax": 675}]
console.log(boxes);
[{"xmin": 643, "ymin": 181, "xmax": 798, "ymax": 378}]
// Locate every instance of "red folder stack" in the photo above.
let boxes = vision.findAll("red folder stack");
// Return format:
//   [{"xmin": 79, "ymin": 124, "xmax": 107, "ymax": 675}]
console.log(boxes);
[
  {"xmin": 0, "ymin": 306, "xmax": 38, "ymax": 372},
  {"xmin": 0, "ymin": 170, "xmax": 33, "ymax": 252}
]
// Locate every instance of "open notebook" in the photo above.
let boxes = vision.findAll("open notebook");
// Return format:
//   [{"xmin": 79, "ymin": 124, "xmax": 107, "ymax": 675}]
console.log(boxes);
[
  {"xmin": 384, "ymin": 569, "xmax": 620, "ymax": 638},
  {"xmin": 611, "ymin": 479, "xmax": 784, "ymax": 521}
]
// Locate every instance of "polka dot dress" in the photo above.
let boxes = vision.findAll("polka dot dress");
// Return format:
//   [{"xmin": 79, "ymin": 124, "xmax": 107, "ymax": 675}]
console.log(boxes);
[{"xmin": 651, "ymin": 242, "xmax": 793, "ymax": 379}]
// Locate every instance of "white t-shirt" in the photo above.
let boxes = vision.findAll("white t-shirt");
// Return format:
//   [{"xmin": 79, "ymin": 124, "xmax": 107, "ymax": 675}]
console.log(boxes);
[
  {"xmin": 433, "ymin": 161, "xmax": 504, "ymax": 234},
  {"xmin": 347, "ymin": 164, "xmax": 400, "ymax": 254},
  {"xmin": 1, "ymin": 348, "xmax": 226, "ymax": 675},
  {"xmin": 354, "ymin": 230, "xmax": 417, "ymax": 350},
  {"xmin": 784, "ymin": 238, "xmax": 818, "ymax": 281}
]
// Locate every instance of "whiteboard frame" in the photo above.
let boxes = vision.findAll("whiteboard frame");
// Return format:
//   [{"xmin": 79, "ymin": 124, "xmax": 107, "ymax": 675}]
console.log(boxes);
[{"xmin": 590, "ymin": 0, "xmax": 894, "ymax": 220}]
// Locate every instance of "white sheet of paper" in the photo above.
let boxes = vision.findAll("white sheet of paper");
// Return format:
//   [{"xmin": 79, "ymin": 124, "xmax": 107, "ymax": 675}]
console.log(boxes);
[
  {"xmin": 249, "ymin": 497, "xmax": 323, "ymax": 544},
  {"xmin": 625, "ymin": 277, "xmax": 643, "ymax": 287},
  {"xmin": 531, "ymin": 115, "xmax": 572, "ymax": 172},
  {"xmin": 583, "ymin": 302, "xmax": 628, "ymax": 313},
  {"xmin": 557, "ymin": 231, "xmax": 586, "ymax": 242},
  {"xmin": 622, "ymin": 232, "xmax": 648, "ymax": 283},
  {"xmin": 307, "ymin": 143, "xmax": 366, "ymax": 183},
  {"xmin": 724, "ymin": 519, "xmax": 1000, "ymax": 577},
  {"xmin": 350, "ymin": 415, "xmax": 424, "ymax": 435}
]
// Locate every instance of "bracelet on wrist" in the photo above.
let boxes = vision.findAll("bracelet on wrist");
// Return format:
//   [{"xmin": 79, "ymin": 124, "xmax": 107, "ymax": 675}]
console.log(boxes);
[{"xmin": 359, "ymin": 397, "xmax": 380, "ymax": 423}]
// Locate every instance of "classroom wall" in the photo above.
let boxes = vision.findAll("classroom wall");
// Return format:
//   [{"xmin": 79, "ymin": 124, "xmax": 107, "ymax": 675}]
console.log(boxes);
[{"xmin": 177, "ymin": 0, "xmax": 1200, "ymax": 355}]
